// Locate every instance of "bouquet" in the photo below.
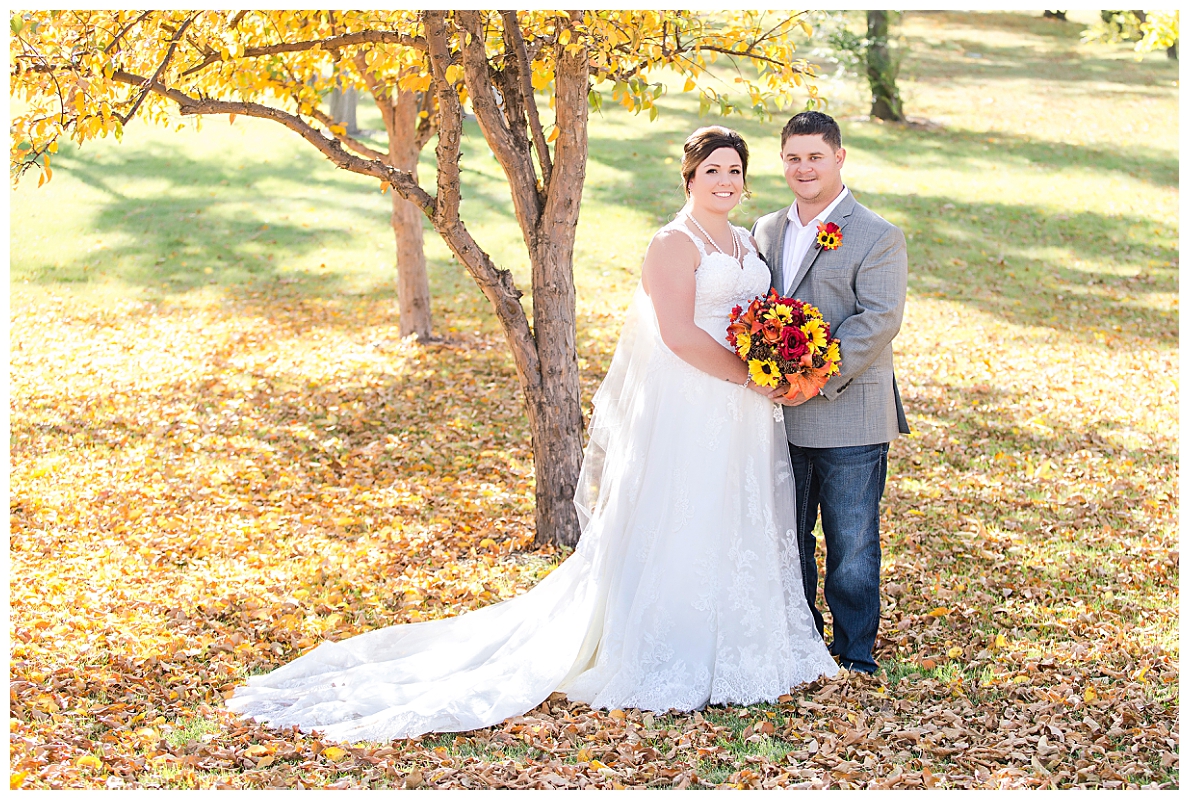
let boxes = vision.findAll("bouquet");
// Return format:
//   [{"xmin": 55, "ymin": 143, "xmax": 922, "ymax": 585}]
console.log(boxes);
[{"xmin": 726, "ymin": 289, "xmax": 840, "ymax": 400}]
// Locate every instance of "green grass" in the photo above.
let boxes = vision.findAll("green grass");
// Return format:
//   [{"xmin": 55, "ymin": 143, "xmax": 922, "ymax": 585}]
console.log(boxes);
[
  {"xmin": 164, "ymin": 715, "xmax": 222, "ymax": 749},
  {"xmin": 13, "ymin": 13, "xmax": 1177, "ymax": 341}
]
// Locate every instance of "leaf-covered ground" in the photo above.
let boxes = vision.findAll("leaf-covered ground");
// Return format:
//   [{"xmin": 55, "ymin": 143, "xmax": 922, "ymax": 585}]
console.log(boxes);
[
  {"xmin": 10, "ymin": 277, "xmax": 1177, "ymax": 789},
  {"xmin": 9, "ymin": 9, "xmax": 1178, "ymax": 791}
]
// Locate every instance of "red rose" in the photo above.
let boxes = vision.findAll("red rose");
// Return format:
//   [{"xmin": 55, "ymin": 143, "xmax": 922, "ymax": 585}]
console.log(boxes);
[{"xmin": 777, "ymin": 325, "xmax": 809, "ymax": 361}]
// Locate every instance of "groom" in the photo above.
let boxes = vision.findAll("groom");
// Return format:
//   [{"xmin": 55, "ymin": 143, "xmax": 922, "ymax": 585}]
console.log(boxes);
[{"xmin": 752, "ymin": 111, "xmax": 909, "ymax": 674}]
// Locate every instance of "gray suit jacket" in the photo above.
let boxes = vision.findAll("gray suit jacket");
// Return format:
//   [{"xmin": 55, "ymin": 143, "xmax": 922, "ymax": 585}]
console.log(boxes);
[{"xmin": 752, "ymin": 191, "xmax": 909, "ymax": 448}]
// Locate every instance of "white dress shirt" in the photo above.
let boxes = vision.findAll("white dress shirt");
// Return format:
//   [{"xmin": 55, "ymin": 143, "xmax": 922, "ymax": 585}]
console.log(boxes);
[{"xmin": 781, "ymin": 186, "xmax": 850, "ymax": 296}]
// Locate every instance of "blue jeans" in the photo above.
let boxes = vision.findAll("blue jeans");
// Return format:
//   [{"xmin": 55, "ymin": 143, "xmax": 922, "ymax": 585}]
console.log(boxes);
[{"xmin": 788, "ymin": 442, "xmax": 888, "ymax": 674}]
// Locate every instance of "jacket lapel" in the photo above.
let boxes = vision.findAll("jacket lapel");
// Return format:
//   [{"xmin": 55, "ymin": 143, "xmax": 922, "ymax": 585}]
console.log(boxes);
[
  {"xmin": 766, "ymin": 205, "xmax": 792, "ymax": 294},
  {"xmin": 785, "ymin": 191, "xmax": 856, "ymax": 297}
]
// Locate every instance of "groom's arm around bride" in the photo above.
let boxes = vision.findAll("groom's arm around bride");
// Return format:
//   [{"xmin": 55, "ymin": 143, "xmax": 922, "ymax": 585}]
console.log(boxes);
[{"xmin": 752, "ymin": 111, "xmax": 909, "ymax": 675}]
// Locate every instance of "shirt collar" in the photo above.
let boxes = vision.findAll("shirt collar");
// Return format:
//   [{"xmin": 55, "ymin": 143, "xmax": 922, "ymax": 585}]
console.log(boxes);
[{"xmin": 787, "ymin": 186, "xmax": 850, "ymax": 230}]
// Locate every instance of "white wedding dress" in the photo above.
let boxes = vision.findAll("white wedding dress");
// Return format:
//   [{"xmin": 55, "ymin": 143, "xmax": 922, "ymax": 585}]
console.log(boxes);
[{"xmin": 227, "ymin": 216, "xmax": 838, "ymax": 742}]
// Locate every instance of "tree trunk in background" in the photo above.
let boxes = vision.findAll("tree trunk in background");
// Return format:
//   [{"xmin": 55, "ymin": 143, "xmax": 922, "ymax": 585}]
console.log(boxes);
[
  {"xmin": 386, "ymin": 87, "xmax": 432, "ymax": 339},
  {"xmin": 352, "ymin": 60, "xmax": 434, "ymax": 339},
  {"xmin": 328, "ymin": 85, "xmax": 359, "ymax": 135},
  {"xmin": 866, "ymin": 11, "xmax": 905, "ymax": 122}
]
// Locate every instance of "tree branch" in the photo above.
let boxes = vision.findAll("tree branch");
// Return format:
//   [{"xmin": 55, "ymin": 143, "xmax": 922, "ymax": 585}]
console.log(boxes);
[
  {"xmin": 108, "ymin": 69, "xmax": 434, "ymax": 215},
  {"xmin": 454, "ymin": 12, "xmax": 517, "ymax": 156},
  {"xmin": 756, "ymin": 14, "xmax": 796, "ymax": 49},
  {"xmin": 119, "ymin": 13, "xmax": 197, "ymax": 125},
  {"xmin": 103, "ymin": 11, "xmax": 154, "ymax": 55},
  {"xmin": 544, "ymin": 16, "xmax": 589, "ymax": 235},
  {"xmin": 687, "ymin": 43, "xmax": 808, "ymax": 71},
  {"xmin": 424, "ymin": 10, "xmax": 540, "ymax": 387},
  {"xmin": 501, "ymin": 11, "xmax": 552, "ymax": 192},
  {"xmin": 456, "ymin": 11, "xmax": 542, "ymax": 233},
  {"xmin": 423, "ymin": 14, "xmax": 464, "ymax": 232},
  {"xmin": 179, "ymin": 29, "xmax": 427, "ymax": 78},
  {"xmin": 307, "ymin": 106, "xmax": 389, "ymax": 161}
]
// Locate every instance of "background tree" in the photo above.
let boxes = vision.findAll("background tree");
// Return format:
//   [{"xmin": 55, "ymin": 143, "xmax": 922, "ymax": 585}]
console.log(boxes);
[
  {"xmin": 818, "ymin": 10, "xmax": 905, "ymax": 122},
  {"xmin": 11, "ymin": 10, "xmax": 437, "ymax": 338},
  {"xmin": 1086, "ymin": 10, "xmax": 1178, "ymax": 59},
  {"xmin": 11, "ymin": 9, "xmax": 821, "ymax": 547},
  {"xmin": 865, "ymin": 11, "xmax": 904, "ymax": 122},
  {"xmin": 328, "ymin": 79, "xmax": 359, "ymax": 136}
]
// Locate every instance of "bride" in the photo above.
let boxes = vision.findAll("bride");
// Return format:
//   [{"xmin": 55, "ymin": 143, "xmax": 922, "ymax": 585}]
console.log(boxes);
[{"xmin": 227, "ymin": 126, "xmax": 839, "ymax": 742}]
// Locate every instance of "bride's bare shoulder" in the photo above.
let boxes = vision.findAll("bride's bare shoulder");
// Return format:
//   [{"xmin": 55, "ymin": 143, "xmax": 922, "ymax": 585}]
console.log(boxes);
[
  {"xmin": 641, "ymin": 226, "xmax": 700, "ymax": 293},
  {"xmin": 647, "ymin": 226, "xmax": 700, "ymax": 258}
]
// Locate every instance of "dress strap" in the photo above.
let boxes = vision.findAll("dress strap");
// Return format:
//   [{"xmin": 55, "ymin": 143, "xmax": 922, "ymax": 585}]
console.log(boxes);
[{"xmin": 664, "ymin": 215, "xmax": 710, "ymax": 258}]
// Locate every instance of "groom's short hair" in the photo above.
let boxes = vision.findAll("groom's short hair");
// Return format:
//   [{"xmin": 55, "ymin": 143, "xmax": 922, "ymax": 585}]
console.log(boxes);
[{"xmin": 781, "ymin": 111, "xmax": 842, "ymax": 151}]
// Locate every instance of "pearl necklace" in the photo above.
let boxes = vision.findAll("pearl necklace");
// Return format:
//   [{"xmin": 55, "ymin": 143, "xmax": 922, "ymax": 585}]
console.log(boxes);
[{"xmin": 685, "ymin": 212, "xmax": 740, "ymax": 264}]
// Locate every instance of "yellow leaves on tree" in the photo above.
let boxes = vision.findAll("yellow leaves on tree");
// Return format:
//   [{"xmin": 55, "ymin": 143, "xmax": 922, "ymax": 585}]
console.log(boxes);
[
  {"xmin": 10, "ymin": 10, "xmax": 819, "ymax": 184},
  {"xmin": 10, "ymin": 8, "xmax": 821, "ymax": 547}
]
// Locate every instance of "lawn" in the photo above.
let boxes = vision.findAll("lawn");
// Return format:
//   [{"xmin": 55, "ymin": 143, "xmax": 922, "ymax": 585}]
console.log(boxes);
[{"xmin": 9, "ymin": 10, "xmax": 1178, "ymax": 789}]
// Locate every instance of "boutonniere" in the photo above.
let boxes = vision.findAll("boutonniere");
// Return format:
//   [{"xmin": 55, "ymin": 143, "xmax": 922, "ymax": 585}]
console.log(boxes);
[{"xmin": 815, "ymin": 221, "xmax": 842, "ymax": 251}]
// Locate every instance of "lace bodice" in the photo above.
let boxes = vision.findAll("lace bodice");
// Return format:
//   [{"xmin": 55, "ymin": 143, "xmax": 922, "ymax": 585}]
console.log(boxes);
[{"xmin": 662, "ymin": 215, "xmax": 772, "ymax": 343}]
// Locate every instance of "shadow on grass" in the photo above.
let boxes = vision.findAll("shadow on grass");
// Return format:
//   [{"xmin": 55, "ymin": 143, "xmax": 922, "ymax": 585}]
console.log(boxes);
[
  {"xmin": 23, "ymin": 140, "xmax": 380, "ymax": 292},
  {"xmin": 852, "ymin": 191, "xmax": 1177, "ymax": 347},
  {"xmin": 843, "ymin": 124, "xmax": 1177, "ymax": 189},
  {"xmin": 902, "ymin": 10, "xmax": 1179, "ymax": 90},
  {"xmin": 911, "ymin": 9, "xmax": 1083, "ymax": 40},
  {"xmin": 17, "ymin": 120, "xmax": 520, "ymax": 303},
  {"xmin": 585, "ymin": 112, "xmax": 1176, "ymax": 349}
]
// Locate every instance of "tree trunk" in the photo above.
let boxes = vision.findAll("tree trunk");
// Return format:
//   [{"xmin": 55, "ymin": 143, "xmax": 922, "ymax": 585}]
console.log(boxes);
[
  {"xmin": 866, "ymin": 11, "xmax": 905, "ymax": 122},
  {"xmin": 357, "ymin": 56, "xmax": 435, "ymax": 341},
  {"xmin": 386, "ymin": 87, "xmax": 432, "ymax": 339},
  {"xmin": 425, "ymin": 9, "xmax": 586, "ymax": 547},
  {"xmin": 523, "ymin": 37, "xmax": 589, "ymax": 549},
  {"xmin": 329, "ymin": 84, "xmax": 359, "ymax": 135}
]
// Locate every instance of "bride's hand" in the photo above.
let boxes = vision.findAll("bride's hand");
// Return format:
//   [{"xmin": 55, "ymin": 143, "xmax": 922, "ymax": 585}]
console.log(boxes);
[
  {"xmin": 749, "ymin": 381, "xmax": 789, "ymax": 400},
  {"xmin": 774, "ymin": 386, "xmax": 813, "ymax": 406}
]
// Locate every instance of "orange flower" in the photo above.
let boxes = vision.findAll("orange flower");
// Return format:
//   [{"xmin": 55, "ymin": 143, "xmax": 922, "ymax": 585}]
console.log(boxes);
[{"xmin": 760, "ymin": 312, "xmax": 784, "ymax": 343}]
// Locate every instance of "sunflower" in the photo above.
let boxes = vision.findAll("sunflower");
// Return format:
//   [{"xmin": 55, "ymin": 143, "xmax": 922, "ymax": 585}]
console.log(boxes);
[
  {"xmin": 766, "ymin": 303, "xmax": 795, "ymax": 324},
  {"xmin": 815, "ymin": 221, "xmax": 843, "ymax": 251},
  {"xmin": 736, "ymin": 331, "xmax": 752, "ymax": 358},
  {"xmin": 801, "ymin": 319, "xmax": 827, "ymax": 351},
  {"xmin": 825, "ymin": 340, "xmax": 841, "ymax": 366},
  {"xmin": 748, "ymin": 358, "xmax": 782, "ymax": 388}
]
